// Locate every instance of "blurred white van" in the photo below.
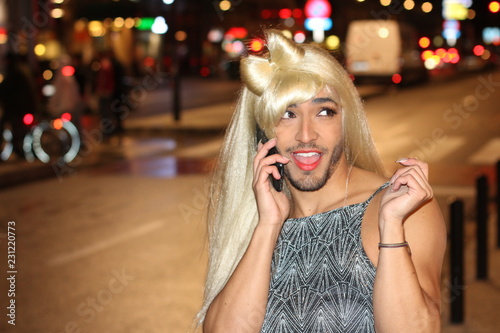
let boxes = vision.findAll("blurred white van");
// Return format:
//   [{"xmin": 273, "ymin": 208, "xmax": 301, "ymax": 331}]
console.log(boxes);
[{"xmin": 345, "ymin": 20, "xmax": 427, "ymax": 85}]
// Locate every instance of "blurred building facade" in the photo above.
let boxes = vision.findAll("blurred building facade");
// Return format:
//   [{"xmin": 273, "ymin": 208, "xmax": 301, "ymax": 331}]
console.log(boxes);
[{"xmin": 0, "ymin": 0, "xmax": 497, "ymax": 82}]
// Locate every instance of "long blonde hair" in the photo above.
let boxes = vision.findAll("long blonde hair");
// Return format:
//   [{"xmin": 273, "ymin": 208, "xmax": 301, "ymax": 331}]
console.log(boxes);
[{"xmin": 196, "ymin": 29, "xmax": 383, "ymax": 324}]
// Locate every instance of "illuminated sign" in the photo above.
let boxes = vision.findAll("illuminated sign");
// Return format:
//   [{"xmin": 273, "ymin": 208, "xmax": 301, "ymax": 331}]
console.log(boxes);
[
  {"xmin": 305, "ymin": 18, "xmax": 332, "ymax": 31},
  {"xmin": 304, "ymin": 0, "xmax": 331, "ymax": 18},
  {"xmin": 137, "ymin": 18, "xmax": 155, "ymax": 31},
  {"xmin": 442, "ymin": 19, "xmax": 461, "ymax": 46},
  {"xmin": 442, "ymin": 0, "xmax": 472, "ymax": 20}
]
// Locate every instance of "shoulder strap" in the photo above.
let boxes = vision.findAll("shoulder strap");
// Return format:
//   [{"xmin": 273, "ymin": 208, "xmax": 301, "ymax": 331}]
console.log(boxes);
[{"xmin": 365, "ymin": 181, "xmax": 390, "ymax": 204}]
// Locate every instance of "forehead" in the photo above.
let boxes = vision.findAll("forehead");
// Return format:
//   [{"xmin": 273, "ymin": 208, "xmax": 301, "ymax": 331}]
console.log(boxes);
[{"xmin": 289, "ymin": 86, "xmax": 340, "ymax": 108}]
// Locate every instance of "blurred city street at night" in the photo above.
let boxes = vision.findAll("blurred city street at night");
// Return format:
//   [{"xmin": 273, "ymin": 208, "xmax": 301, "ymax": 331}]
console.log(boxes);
[{"xmin": 0, "ymin": 0, "xmax": 499, "ymax": 332}]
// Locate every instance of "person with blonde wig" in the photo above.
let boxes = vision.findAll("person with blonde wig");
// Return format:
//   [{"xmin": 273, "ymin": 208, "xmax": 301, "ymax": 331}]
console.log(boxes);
[{"xmin": 198, "ymin": 29, "xmax": 446, "ymax": 332}]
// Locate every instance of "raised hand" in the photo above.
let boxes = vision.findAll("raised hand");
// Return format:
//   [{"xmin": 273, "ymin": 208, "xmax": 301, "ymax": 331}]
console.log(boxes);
[
  {"xmin": 252, "ymin": 138, "xmax": 291, "ymax": 226},
  {"xmin": 379, "ymin": 158, "xmax": 433, "ymax": 225}
]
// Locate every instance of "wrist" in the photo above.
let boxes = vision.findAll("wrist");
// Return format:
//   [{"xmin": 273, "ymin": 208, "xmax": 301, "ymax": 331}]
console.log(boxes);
[
  {"xmin": 378, "ymin": 217, "xmax": 405, "ymax": 244},
  {"xmin": 255, "ymin": 222, "xmax": 282, "ymax": 240}
]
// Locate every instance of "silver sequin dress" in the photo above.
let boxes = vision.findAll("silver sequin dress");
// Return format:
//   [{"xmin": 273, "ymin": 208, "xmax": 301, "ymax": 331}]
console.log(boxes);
[{"xmin": 260, "ymin": 182, "xmax": 389, "ymax": 333}]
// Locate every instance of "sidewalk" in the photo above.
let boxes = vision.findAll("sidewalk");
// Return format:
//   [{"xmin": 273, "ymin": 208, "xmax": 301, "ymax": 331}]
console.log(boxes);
[
  {"xmin": 124, "ymin": 101, "xmax": 235, "ymax": 133},
  {"xmin": 441, "ymin": 216, "xmax": 500, "ymax": 333}
]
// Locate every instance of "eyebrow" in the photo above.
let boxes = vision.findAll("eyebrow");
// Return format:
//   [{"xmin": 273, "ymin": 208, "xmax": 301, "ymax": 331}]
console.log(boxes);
[{"xmin": 288, "ymin": 97, "xmax": 338, "ymax": 108}]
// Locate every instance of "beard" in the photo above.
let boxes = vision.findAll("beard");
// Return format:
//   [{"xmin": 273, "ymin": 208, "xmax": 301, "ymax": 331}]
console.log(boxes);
[{"xmin": 284, "ymin": 141, "xmax": 344, "ymax": 192}]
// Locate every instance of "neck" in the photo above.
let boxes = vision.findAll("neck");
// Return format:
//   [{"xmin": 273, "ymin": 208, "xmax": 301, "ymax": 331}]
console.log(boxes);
[{"xmin": 288, "ymin": 155, "xmax": 353, "ymax": 218}]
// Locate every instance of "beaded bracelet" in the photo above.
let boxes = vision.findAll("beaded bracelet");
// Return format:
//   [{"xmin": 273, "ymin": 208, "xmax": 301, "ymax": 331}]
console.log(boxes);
[{"xmin": 378, "ymin": 241, "xmax": 412, "ymax": 255}]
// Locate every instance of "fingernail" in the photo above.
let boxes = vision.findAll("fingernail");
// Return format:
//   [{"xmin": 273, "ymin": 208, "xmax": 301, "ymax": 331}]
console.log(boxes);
[{"xmin": 395, "ymin": 158, "xmax": 409, "ymax": 163}]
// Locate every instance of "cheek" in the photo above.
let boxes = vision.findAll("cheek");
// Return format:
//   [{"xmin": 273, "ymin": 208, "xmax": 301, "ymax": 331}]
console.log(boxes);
[
  {"xmin": 274, "ymin": 134, "xmax": 291, "ymax": 155},
  {"xmin": 320, "ymin": 122, "xmax": 343, "ymax": 142},
  {"xmin": 274, "ymin": 126, "xmax": 293, "ymax": 143}
]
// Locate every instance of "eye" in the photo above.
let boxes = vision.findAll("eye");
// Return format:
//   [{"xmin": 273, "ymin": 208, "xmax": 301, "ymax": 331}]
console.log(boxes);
[
  {"xmin": 281, "ymin": 110, "xmax": 296, "ymax": 119},
  {"xmin": 317, "ymin": 107, "xmax": 337, "ymax": 117}
]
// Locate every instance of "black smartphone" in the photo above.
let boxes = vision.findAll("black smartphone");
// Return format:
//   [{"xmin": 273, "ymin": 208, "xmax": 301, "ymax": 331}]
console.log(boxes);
[{"xmin": 256, "ymin": 125, "xmax": 284, "ymax": 192}]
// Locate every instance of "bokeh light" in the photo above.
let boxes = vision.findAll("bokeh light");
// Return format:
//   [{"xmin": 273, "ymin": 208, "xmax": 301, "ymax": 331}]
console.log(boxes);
[
  {"xmin": 34, "ymin": 44, "xmax": 46, "ymax": 56},
  {"xmin": 61, "ymin": 113, "xmax": 72, "ymax": 122},
  {"xmin": 23, "ymin": 114, "xmax": 34, "ymax": 126},
  {"xmin": 404, "ymin": 0, "xmax": 415, "ymax": 10},
  {"xmin": 51, "ymin": 8, "xmax": 64, "ymax": 18},
  {"xmin": 294, "ymin": 31, "xmax": 306, "ymax": 43},
  {"xmin": 378, "ymin": 27, "xmax": 389, "ymax": 38},
  {"xmin": 392, "ymin": 74, "xmax": 402, "ymax": 84},
  {"xmin": 249, "ymin": 39, "xmax": 264, "ymax": 52},
  {"xmin": 473, "ymin": 45, "xmax": 485, "ymax": 56},
  {"xmin": 219, "ymin": 0, "xmax": 231, "ymax": 11},
  {"xmin": 489, "ymin": 1, "xmax": 500, "ymax": 13},
  {"xmin": 61, "ymin": 66, "xmax": 75, "ymax": 77},
  {"xmin": 421, "ymin": 2, "xmax": 433, "ymax": 13},
  {"xmin": 325, "ymin": 35, "xmax": 340, "ymax": 50},
  {"xmin": 52, "ymin": 118, "xmax": 64, "ymax": 130},
  {"xmin": 43, "ymin": 70, "xmax": 53, "ymax": 80},
  {"xmin": 175, "ymin": 31, "xmax": 187, "ymax": 42},
  {"xmin": 419, "ymin": 37, "xmax": 431, "ymax": 48}
]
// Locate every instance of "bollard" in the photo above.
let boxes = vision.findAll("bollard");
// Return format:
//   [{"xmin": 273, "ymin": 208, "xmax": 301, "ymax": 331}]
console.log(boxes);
[
  {"xmin": 173, "ymin": 70, "xmax": 181, "ymax": 121},
  {"xmin": 450, "ymin": 199, "xmax": 465, "ymax": 323},
  {"xmin": 476, "ymin": 175, "xmax": 489, "ymax": 280},
  {"xmin": 497, "ymin": 161, "xmax": 500, "ymax": 248}
]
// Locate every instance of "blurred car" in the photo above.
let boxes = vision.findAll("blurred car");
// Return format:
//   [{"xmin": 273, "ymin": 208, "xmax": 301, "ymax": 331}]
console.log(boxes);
[{"xmin": 345, "ymin": 20, "xmax": 427, "ymax": 85}]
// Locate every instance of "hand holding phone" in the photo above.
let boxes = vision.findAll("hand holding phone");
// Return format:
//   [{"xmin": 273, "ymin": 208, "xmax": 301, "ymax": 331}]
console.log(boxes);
[{"xmin": 256, "ymin": 125, "xmax": 284, "ymax": 192}]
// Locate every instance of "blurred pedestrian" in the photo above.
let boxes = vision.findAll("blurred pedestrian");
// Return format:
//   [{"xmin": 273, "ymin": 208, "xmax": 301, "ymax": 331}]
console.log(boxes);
[
  {"xmin": 95, "ymin": 51, "xmax": 127, "ymax": 135},
  {"xmin": 0, "ymin": 53, "xmax": 41, "ymax": 159},
  {"xmin": 110, "ymin": 54, "xmax": 126, "ymax": 133},
  {"xmin": 94, "ymin": 52, "xmax": 116, "ymax": 136},
  {"xmin": 199, "ymin": 30, "xmax": 446, "ymax": 332},
  {"xmin": 47, "ymin": 54, "xmax": 83, "ymax": 129}
]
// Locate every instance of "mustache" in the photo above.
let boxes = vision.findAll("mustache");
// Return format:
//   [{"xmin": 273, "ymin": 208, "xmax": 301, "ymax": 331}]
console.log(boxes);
[{"xmin": 284, "ymin": 143, "xmax": 329, "ymax": 154}]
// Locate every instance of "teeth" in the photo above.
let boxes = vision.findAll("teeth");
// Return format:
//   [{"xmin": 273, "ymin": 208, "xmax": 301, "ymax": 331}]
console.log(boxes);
[{"xmin": 296, "ymin": 152, "xmax": 319, "ymax": 157}]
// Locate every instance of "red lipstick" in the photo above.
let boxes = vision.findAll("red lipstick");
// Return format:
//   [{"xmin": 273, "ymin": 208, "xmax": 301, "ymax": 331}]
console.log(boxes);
[{"xmin": 292, "ymin": 150, "xmax": 322, "ymax": 171}]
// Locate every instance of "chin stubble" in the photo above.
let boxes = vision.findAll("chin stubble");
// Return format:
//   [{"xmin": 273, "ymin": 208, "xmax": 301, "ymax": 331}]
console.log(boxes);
[{"xmin": 285, "ymin": 141, "xmax": 344, "ymax": 192}]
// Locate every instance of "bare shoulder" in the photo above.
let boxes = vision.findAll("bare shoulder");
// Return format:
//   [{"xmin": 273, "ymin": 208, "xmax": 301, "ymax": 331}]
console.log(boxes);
[{"xmin": 348, "ymin": 167, "xmax": 388, "ymax": 203}]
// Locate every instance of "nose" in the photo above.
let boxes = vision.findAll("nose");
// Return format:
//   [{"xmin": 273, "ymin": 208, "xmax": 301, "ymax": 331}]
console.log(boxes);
[{"xmin": 295, "ymin": 118, "xmax": 318, "ymax": 143}]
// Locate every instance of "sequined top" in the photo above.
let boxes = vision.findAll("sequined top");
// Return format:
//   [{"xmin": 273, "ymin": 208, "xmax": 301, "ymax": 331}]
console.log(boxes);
[{"xmin": 260, "ymin": 182, "xmax": 389, "ymax": 333}]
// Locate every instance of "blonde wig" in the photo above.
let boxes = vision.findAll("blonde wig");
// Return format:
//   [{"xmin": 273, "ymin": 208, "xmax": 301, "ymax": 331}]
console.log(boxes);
[{"xmin": 197, "ymin": 29, "xmax": 384, "ymax": 324}]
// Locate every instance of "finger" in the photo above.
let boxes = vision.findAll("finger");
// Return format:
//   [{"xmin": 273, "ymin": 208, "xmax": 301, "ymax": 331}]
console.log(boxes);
[
  {"xmin": 253, "ymin": 138, "xmax": 277, "ymax": 174},
  {"xmin": 392, "ymin": 173, "xmax": 431, "ymax": 196},
  {"xmin": 390, "ymin": 159, "xmax": 428, "ymax": 185},
  {"xmin": 392, "ymin": 167, "xmax": 429, "ymax": 191},
  {"xmin": 391, "ymin": 166, "xmax": 427, "ymax": 189},
  {"xmin": 254, "ymin": 165, "xmax": 281, "ymax": 191},
  {"xmin": 254, "ymin": 158, "xmax": 287, "ymax": 188},
  {"xmin": 396, "ymin": 157, "xmax": 429, "ymax": 178},
  {"xmin": 254, "ymin": 147, "xmax": 289, "ymax": 177},
  {"xmin": 392, "ymin": 172, "xmax": 433, "ymax": 199}
]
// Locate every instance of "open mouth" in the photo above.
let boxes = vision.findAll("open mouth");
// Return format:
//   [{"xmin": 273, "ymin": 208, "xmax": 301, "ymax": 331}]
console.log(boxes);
[{"xmin": 292, "ymin": 150, "xmax": 322, "ymax": 171}]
